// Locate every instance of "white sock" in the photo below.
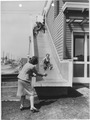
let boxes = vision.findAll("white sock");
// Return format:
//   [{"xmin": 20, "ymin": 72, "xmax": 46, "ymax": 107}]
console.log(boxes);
[{"xmin": 30, "ymin": 95, "xmax": 34, "ymax": 109}]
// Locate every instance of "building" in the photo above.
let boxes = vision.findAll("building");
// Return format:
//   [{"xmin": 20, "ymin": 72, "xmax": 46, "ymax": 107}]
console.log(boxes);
[{"xmin": 42, "ymin": 0, "xmax": 89, "ymax": 83}]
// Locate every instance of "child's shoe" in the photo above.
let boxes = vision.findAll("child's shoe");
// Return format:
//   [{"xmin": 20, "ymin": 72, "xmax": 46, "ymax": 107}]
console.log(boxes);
[
  {"xmin": 44, "ymin": 66, "xmax": 47, "ymax": 70},
  {"xmin": 30, "ymin": 107, "xmax": 39, "ymax": 113},
  {"xmin": 50, "ymin": 66, "xmax": 53, "ymax": 70},
  {"xmin": 20, "ymin": 105, "xmax": 24, "ymax": 111}
]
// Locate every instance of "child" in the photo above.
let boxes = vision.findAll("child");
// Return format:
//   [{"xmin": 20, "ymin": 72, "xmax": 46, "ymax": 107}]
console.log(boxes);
[
  {"xmin": 41, "ymin": 53, "xmax": 53, "ymax": 70},
  {"xmin": 17, "ymin": 56, "xmax": 47, "ymax": 112}
]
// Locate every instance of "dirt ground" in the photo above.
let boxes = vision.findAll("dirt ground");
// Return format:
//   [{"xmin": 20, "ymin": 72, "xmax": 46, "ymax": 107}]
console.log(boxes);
[{"xmin": 1, "ymin": 83, "xmax": 90, "ymax": 120}]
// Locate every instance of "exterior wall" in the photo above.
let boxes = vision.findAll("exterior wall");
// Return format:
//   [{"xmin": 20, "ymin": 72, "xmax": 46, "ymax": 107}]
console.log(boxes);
[
  {"xmin": 46, "ymin": 0, "xmax": 89, "ymax": 60},
  {"xmin": 54, "ymin": 0, "xmax": 59, "ymax": 18},
  {"xmin": 63, "ymin": 0, "xmax": 89, "ymax": 3},
  {"xmin": 54, "ymin": 0, "xmax": 63, "ymax": 18},
  {"xmin": 44, "ymin": 0, "xmax": 89, "ymax": 84},
  {"xmin": 65, "ymin": 23, "xmax": 89, "ymax": 59},
  {"xmin": 46, "ymin": 4, "xmax": 54, "ymax": 39},
  {"xmin": 46, "ymin": 0, "xmax": 64, "ymax": 60},
  {"xmin": 53, "ymin": 13, "xmax": 64, "ymax": 59}
]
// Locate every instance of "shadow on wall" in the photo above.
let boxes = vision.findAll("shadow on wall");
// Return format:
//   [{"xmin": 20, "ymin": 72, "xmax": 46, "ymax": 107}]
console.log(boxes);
[
  {"xmin": 73, "ymin": 83, "xmax": 89, "ymax": 89},
  {"xmin": 64, "ymin": 47, "xmax": 71, "ymax": 59}
]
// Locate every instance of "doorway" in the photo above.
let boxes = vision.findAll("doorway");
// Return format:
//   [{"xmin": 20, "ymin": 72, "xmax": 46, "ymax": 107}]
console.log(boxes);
[{"xmin": 73, "ymin": 32, "xmax": 90, "ymax": 83}]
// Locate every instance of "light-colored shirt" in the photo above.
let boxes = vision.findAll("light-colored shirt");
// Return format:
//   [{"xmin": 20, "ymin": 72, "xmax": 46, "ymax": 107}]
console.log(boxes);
[{"xmin": 18, "ymin": 62, "xmax": 36, "ymax": 82}]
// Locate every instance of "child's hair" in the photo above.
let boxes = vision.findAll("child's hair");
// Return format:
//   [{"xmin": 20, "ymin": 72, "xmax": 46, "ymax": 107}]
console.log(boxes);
[
  {"xmin": 46, "ymin": 53, "xmax": 50, "ymax": 56},
  {"xmin": 28, "ymin": 57, "xmax": 31, "ymax": 63},
  {"xmin": 30, "ymin": 56, "xmax": 38, "ymax": 65}
]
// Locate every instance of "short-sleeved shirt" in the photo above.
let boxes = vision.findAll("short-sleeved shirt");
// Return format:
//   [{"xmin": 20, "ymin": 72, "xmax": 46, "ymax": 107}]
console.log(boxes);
[
  {"xmin": 18, "ymin": 62, "xmax": 36, "ymax": 82},
  {"xmin": 43, "ymin": 57, "xmax": 50, "ymax": 64}
]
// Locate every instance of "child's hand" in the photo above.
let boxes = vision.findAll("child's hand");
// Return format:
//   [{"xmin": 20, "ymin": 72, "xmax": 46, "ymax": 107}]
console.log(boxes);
[
  {"xmin": 32, "ymin": 73, "xmax": 36, "ymax": 77},
  {"xmin": 44, "ymin": 73, "xmax": 47, "ymax": 77},
  {"xmin": 40, "ymin": 61, "xmax": 43, "ymax": 66}
]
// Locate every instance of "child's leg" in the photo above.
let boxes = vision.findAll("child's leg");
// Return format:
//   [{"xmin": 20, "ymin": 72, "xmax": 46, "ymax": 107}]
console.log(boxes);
[
  {"xmin": 20, "ymin": 95, "xmax": 25, "ymax": 110},
  {"xmin": 49, "ymin": 63, "xmax": 53, "ymax": 70},
  {"xmin": 30, "ymin": 93, "xmax": 39, "ymax": 112},
  {"xmin": 43, "ymin": 63, "xmax": 47, "ymax": 70},
  {"xmin": 24, "ymin": 88, "xmax": 38, "ymax": 111},
  {"xmin": 24, "ymin": 89, "xmax": 34, "ymax": 109},
  {"xmin": 30, "ymin": 94, "xmax": 34, "ymax": 109}
]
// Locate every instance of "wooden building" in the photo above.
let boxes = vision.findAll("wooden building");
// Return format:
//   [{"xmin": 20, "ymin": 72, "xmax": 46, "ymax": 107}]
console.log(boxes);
[{"xmin": 42, "ymin": 0, "xmax": 89, "ymax": 83}]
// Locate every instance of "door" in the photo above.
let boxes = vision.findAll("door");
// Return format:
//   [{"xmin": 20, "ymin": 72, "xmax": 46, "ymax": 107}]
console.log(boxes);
[{"xmin": 73, "ymin": 32, "xmax": 90, "ymax": 83}]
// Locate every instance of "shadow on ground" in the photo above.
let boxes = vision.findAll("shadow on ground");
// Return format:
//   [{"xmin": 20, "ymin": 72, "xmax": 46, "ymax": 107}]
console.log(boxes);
[
  {"xmin": 33, "ymin": 84, "xmax": 86, "ymax": 110},
  {"xmin": 2, "ymin": 83, "xmax": 89, "ymax": 120},
  {"xmin": 36, "ymin": 86, "xmax": 83, "ymax": 100},
  {"xmin": 2, "ymin": 85, "xmax": 83, "ymax": 111},
  {"xmin": 34, "ymin": 83, "xmax": 89, "ymax": 109}
]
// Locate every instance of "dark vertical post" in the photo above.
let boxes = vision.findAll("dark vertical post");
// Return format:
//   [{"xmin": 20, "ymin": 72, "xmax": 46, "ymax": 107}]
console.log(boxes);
[
  {"xmin": 28, "ymin": 36, "xmax": 31, "ymax": 55},
  {"xmin": 3, "ymin": 51, "xmax": 5, "ymax": 63}
]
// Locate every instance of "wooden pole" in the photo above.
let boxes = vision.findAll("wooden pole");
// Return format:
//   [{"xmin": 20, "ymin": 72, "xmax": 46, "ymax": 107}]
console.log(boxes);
[{"xmin": 28, "ymin": 36, "xmax": 31, "ymax": 55}]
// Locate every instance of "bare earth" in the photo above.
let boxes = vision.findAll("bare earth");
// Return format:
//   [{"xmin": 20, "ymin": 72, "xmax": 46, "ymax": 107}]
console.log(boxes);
[{"xmin": 1, "ymin": 83, "xmax": 90, "ymax": 120}]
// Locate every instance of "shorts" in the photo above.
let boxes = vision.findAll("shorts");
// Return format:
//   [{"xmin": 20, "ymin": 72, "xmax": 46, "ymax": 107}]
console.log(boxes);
[{"xmin": 17, "ymin": 79, "xmax": 35, "ymax": 97}]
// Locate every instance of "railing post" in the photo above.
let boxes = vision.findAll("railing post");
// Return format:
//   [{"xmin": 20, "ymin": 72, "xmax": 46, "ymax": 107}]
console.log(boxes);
[{"xmin": 29, "ymin": 16, "xmax": 36, "ymax": 87}]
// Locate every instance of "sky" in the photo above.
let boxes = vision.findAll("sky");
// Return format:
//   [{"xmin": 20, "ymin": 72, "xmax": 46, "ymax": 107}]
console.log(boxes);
[{"xmin": 1, "ymin": 1, "xmax": 45, "ymax": 59}]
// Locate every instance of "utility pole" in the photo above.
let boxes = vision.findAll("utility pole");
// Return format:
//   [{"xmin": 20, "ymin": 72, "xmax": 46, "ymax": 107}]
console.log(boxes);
[
  {"xmin": 3, "ymin": 51, "xmax": 5, "ymax": 64},
  {"xmin": 27, "ymin": 36, "xmax": 31, "ymax": 62},
  {"xmin": 28, "ymin": 36, "xmax": 31, "ymax": 55}
]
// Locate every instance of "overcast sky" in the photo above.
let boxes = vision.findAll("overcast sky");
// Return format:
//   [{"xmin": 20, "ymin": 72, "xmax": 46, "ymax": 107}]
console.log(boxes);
[{"xmin": 1, "ymin": 1, "xmax": 45, "ymax": 59}]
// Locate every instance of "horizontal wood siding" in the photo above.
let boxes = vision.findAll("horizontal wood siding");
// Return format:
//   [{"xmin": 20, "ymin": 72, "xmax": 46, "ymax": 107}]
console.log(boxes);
[
  {"xmin": 54, "ymin": 0, "xmax": 58, "ymax": 18},
  {"xmin": 53, "ymin": 13, "xmax": 64, "ymax": 59},
  {"xmin": 63, "ymin": 0, "xmax": 89, "ymax": 2},
  {"xmin": 46, "ymin": 0, "xmax": 64, "ymax": 60},
  {"xmin": 65, "ymin": 24, "xmax": 71, "ymax": 59},
  {"xmin": 46, "ymin": 5, "xmax": 54, "ymax": 40},
  {"xmin": 65, "ymin": 23, "xmax": 89, "ymax": 58}
]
